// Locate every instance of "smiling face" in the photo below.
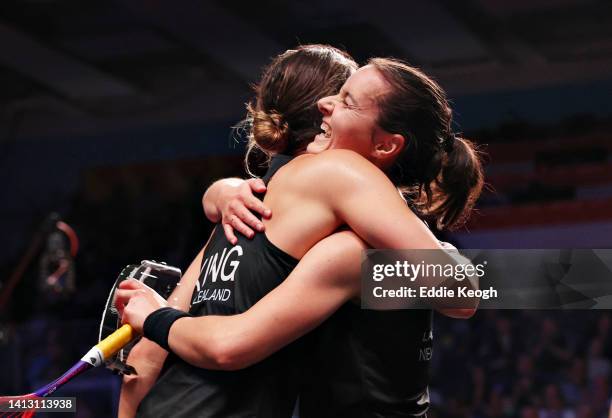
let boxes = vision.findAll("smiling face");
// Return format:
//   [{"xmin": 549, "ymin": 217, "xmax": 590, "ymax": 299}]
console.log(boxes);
[{"xmin": 306, "ymin": 65, "xmax": 395, "ymax": 161}]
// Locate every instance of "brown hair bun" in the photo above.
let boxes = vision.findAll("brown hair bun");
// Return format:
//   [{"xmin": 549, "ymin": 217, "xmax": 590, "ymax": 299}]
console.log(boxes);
[
  {"xmin": 243, "ymin": 45, "xmax": 358, "ymax": 175},
  {"xmin": 247, "ymin": 104, "xmax": 290, "ymax": 154}
]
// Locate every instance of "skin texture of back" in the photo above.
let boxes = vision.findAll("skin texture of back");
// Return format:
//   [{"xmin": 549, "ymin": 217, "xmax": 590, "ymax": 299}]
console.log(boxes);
[
  {"xmin": 262, "ymin": 149, "xmax": 441, "ymax": 260},
  {"xmin": 260, "ymin": 153, "xmax": 340, "ymax": 258}
]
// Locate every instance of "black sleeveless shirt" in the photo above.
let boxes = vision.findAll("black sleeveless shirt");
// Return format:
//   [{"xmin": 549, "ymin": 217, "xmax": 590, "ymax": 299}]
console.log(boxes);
[
  {"xmin": 299, "ymin": 305, "xmax": 433, "ymax": 417},
  {"xmin": 137, "ymin": 155, "xmax": 301, "ymax": 418}
]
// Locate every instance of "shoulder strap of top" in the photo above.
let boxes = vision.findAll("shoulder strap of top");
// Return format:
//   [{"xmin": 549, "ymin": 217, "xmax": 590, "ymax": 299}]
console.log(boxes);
[{"xmin": 262, "ymin": 154, "xmax": 293, "ymax": 185}]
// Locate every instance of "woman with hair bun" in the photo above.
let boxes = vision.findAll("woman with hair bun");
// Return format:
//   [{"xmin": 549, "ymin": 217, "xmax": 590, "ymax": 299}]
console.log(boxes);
[
  {"xmin": 245, "ymin": 45, "xmax": 357, "ymax": 171},
  {"xmin": 118, "ymin": 44, "xmax": 358, "ymax": 418},
  {"xmin": 117, "ymin": 46, "xmax": 484, "ymax": 417}
]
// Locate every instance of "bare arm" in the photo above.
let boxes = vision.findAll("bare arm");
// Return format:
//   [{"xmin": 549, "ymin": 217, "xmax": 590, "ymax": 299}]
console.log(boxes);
[
  {"xmin": 118, "ymin": 231, "xmax": 365, "ymax": 371},
  {"xmin": 201, "ymin": 152, "xmax": 477, "ymax": 318},
  {"xmin": 304, "ymin": 150, "xmax": 478, "ymax": 317},
  {"xmin": 117, "ymin": 338, "xmax": 167, "ymax": 418},
  {"xmin": 118, "ymin": 248, "xmax": 204, "ymax": 418}
]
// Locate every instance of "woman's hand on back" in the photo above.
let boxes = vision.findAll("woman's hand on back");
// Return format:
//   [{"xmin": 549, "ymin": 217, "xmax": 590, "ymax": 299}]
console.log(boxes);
[{"xmin": 203, "ymin": 178, "xmax": 272, "ymax": 245}]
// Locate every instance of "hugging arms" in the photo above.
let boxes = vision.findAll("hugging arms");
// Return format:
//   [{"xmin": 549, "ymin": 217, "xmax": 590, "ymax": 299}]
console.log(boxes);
[
  {"xmin": 116, "ymin": 46, "xmax": 484, "ymax": 417},
  {"xmin": 117, "ymin": 151, "xmax": 478, "ymax": 416}
]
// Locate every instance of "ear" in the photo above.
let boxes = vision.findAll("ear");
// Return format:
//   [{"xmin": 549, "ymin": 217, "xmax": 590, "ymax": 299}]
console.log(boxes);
[{"xmin": 373, "ymin": 133, "xmax": 405, "ymax": 158}]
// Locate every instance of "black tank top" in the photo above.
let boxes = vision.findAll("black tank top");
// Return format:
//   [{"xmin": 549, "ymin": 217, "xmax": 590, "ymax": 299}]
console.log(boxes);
[
  {"xmin": 299, "ymin": 305, "xmax": 433, "ymax": 417},
  {"xmin": 137, "ymin": 154, "xmax": 301, "ymax": 418}
]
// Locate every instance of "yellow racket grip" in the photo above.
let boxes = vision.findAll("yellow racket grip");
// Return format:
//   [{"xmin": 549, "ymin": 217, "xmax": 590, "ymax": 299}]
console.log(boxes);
[{"xmin": 96, "ymin": 324, "xmax": 134, "ymax": 360}]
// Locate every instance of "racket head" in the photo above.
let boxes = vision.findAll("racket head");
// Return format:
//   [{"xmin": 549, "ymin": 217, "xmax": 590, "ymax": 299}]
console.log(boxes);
[{"xmin": 99, "ymin": 260, "xmax": 181, "ymax": 375}]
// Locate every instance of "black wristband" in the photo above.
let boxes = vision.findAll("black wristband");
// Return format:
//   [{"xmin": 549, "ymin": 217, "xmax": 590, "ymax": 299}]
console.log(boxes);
[{"xmin": 143, "ymin": 307, "xmax": 192, "ymax": 352}]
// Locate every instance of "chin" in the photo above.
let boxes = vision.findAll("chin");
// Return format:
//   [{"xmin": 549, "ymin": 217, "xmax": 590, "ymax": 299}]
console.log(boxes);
[{"xmin": 307, "ymin": 137, "xmax": 332, "ymax": 154}]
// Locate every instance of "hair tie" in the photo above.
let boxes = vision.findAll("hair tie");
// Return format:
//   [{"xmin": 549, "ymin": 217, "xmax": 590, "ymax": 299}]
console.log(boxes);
[{"xmin": 444, "ymin": 133, "xmax": 456, "ymax": 153}]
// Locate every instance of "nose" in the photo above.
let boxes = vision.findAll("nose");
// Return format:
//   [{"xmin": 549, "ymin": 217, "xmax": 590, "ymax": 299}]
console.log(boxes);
[{"xmin": 317, "ymin": 95, "xmax": 335, "ymax": 116}]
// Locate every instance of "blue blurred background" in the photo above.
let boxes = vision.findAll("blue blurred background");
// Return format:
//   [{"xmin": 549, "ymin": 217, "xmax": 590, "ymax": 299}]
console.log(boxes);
[{"xmin": 0, "ymin": 1, "xmax": 611, "ymax": 417}]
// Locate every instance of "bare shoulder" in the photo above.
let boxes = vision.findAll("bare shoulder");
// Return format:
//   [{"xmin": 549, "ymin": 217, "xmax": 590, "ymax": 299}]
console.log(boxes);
[
  {"xmin": 316, "ymin": 149, "xmax": 372, "ymax": 163},
  {"xmin": 304, "ymin": 149, "xmax": 379, "ymax": 173},
  {"xmin": 284, "ymin": 150, "xmax": 390, "ymax": 192}
]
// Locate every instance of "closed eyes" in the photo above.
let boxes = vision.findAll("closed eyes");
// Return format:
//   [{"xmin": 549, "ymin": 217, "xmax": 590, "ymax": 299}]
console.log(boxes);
[{"xmin": 342, "ymin": 99, "xmax": 356, "ymax": 109}]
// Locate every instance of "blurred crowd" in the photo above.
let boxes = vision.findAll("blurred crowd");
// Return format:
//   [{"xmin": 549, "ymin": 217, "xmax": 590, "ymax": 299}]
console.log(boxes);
[{"xmin": 431, "ymin": 311, "xmax": 611, "ymax": 418}]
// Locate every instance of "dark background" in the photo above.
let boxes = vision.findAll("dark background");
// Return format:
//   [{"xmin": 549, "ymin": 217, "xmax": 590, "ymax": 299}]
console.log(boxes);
[{"xmin": 0, "ymin": 1, "xmax": 611, "ymax": 417}]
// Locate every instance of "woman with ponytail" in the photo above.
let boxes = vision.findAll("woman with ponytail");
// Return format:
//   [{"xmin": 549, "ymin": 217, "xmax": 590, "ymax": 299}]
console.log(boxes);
[
  {"xmin": 364, "ymin": 58, "xmax": 483, "ymax": 231},
  {"xmin": 117, "ymin": 48, "xmax": 484, "ymax": 418},
  {"xmin": 209, "ymin": 58, "xmax": 483, "ymax": 241}
]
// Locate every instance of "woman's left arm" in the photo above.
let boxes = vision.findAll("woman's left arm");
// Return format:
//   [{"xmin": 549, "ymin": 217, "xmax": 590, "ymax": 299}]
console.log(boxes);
[
  {"xmin": 115, "ymin": 230, "xmax": 365, "ymax": 371},
  {"xmin": 118, "ymin": 247, "xmax": 205, "ymax": 418}
]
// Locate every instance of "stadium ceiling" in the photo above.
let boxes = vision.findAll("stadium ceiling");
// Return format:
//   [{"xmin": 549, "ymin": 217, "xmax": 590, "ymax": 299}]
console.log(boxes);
[{"xmin": 0, "ymin": 0, "xmax": 611, "ymax": 138}]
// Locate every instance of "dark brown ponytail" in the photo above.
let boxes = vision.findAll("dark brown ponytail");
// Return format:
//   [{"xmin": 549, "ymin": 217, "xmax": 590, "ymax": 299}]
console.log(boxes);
[
  {"xmin": 431, "ymin": 136, "xmax": 484, "ymax": 229},
  {"xmin": 369, "ymin": 58, "xmax": 484, "ymax": 230}
]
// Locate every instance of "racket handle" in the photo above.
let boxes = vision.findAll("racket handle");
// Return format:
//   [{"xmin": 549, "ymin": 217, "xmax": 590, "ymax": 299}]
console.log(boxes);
[{"xmin": 97, "ymin": 324, "xmax": 134, "ymax": 360}]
